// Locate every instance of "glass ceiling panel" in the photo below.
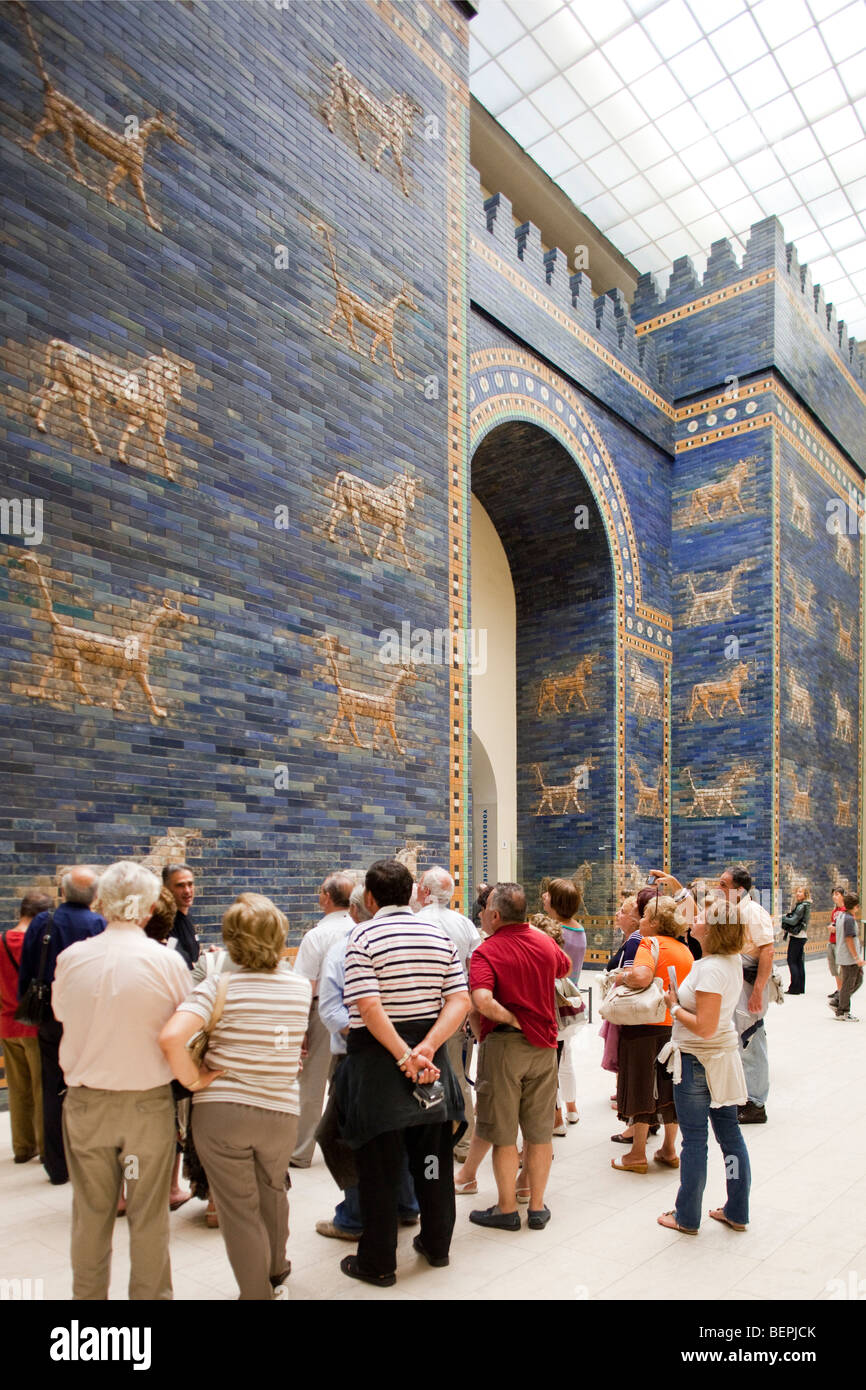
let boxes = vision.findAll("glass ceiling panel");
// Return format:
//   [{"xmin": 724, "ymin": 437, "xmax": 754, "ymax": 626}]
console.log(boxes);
[{"xmin": 470, "ymin": 0, "xmax": 866, "ymax": 338}]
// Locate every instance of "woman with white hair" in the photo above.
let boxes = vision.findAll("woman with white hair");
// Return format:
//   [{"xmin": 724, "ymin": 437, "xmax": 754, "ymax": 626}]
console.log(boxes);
[{"xmin": 52, "ymin": 860, "xmax": 192, "ymax": 1300}]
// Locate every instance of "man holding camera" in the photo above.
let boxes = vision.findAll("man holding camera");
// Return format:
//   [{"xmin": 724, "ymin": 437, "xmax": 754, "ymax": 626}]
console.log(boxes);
[{"xmin": 335, "ymin": 859, "xmax": 470, "ymax": 1288}]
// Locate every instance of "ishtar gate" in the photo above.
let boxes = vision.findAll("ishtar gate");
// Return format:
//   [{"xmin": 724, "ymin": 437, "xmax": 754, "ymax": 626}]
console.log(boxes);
[{"xmin": 1, "ymin": 0, "xmax": 864, "ymax": 962}]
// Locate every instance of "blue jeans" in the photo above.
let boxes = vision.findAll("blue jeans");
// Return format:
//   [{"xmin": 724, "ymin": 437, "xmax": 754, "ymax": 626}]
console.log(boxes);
[
  {"xmin": 673, "ymin": 1053, "xmax": 750, "ymax": 1231},
  {"xmin": 333, "ymin": 1154, "xmax": 419, "ymax": 1234}
]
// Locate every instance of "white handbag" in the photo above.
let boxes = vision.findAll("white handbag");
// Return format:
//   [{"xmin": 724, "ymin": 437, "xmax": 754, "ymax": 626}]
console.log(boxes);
[{"xmin": 598, "ymin": 937, "xmax": 667, "ymax": 1026}]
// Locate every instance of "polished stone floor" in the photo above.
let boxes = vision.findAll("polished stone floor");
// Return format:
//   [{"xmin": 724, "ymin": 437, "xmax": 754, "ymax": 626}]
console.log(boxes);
[{"xmin": 0, "ymin": 957, "xmax": 855, "ymax": 1301}]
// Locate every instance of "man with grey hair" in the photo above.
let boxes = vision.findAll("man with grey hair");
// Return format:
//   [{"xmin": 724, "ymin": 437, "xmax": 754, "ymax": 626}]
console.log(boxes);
[
  {"xmin": 291, "ymin": 871, "xmax": 356, "ymax": 1167},
  {"xmin": 53, "ymin": 860, "xmax": 191, "ymax": 1299},
  {"xmin": 19, "ymin": 866, "xmax": 106, "ymax": 1185},
  {"xmin": 416, "ymin": 866, "xmax": 481, "ymax": 1162}
]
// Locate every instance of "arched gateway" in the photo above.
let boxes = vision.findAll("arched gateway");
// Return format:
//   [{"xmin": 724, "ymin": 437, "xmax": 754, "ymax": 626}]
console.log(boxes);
[{"xmin": 469, "ymin": 349, "xmax": 671, "ymax": 953}]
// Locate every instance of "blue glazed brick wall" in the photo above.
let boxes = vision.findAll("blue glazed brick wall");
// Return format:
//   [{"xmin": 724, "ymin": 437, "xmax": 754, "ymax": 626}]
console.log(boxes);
[
  {"xmin": 778, "ymin": 430, "xmax": 860, "ymax": 916},
  {"xmin": 0, "ymin": 0, "xmax": 468, "ymax": 937}
]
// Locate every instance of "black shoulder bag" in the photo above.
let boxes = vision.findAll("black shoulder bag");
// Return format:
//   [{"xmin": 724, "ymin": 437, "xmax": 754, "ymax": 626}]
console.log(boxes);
[{"xmin": 14, "ymin": 915, "xmax": 55, "ymax": 1027}]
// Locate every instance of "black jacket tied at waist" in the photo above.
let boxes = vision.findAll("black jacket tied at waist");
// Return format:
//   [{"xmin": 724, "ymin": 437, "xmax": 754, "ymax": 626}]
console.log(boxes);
[{"xmin": 334, "ymin": 1017, "xmax": 465, "ymax": 1149}]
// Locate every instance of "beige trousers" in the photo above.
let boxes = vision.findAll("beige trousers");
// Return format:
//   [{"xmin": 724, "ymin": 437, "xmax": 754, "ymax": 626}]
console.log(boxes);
[
  {"xmin": 63, "ymin": 1084, "xmax": 175, "ymax": 1300},
  {"xmin": 446, "ymin": 1027, "xmax": 475, "ymax": 1158},
  {"xmin": 2, "ymin": 1036, "xmax": 43, "ymax": 1159},
  {"xmin": 291, "ymin": 1006, "xmax": 332, "ymax": 1165},
  {"xmin": 192, "ymin": 1101, "xmax": 298, "ymax": 1300}
]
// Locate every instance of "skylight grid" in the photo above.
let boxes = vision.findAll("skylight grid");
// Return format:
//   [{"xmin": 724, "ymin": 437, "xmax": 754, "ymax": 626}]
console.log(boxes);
[{"xmin": 471, "ymin": 0, "xmax": 866, "ymax": 338}]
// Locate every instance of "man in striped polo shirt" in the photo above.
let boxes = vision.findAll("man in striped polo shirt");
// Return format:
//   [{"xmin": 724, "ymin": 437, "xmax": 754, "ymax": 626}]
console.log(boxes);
[{"xmin": 336, "ymin": 859, "xmax": 470, "ymax": 1288}]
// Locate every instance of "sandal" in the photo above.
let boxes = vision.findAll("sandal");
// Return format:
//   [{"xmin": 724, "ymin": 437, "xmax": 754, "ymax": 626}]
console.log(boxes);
[
  {"xmin": 653, "ymin": 1153, "xmax": 680, "ymax": 1169},
  {"xmin": 516, "ymin": 1186, "xmax": 531, "ymax": 1204},
  {"xmin": 454, "ymin": 1179, "xmax": 478, "ymax": 1195},
  {"xmin": 709, "ymin": 1208, "xmax": 747, "ymax": 1231},
  {"xmin": 611, "ymin": 1132, "xmax": 633, "ymax": 1144},
  {"xmin": 611, "ymin": 1158, "xmax": 647, "ymax": 1173},
  {"xmin": 657, "ymin": 1211, "xmax": 698, "ymax": 1235},
  {"xmin": 206, "ymin": 1210, "xmax": 219, "ymax": 1228}
]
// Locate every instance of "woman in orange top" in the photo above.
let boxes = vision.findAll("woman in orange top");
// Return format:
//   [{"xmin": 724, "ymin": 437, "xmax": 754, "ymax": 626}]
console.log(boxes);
[{"xmin": 610, "ymin": 894, "xmax": 694, "ymax": 1174}]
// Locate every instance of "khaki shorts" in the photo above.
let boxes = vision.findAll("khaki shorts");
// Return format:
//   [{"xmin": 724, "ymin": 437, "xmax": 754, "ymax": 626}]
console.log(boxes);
[{"xmin": 474, "ymin": 1030, "xmax": 558, "ymax": 1147}]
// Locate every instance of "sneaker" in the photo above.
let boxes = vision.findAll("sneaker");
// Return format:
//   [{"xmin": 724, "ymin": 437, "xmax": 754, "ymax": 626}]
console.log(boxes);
[
  {"xmin": 528, "ymin": 1205, "xmax": 551, "ymax": 1230},
  {"xmin": 737, "ymin": 1102, "xmax": 767, "ymax": 1124},
  {"xmin": 412, "ymin": 1234, "xmax": 449, "ymax": 1267},
  {"xmin": 315, "ymin": 1219, "xmax": 359, "ymax": 1241},
  {"xmin": 469, "ymin": 1205, "xmax": 521, "ymax": 1231},
  {"xmin": 836, "ymin": 1012, "xmax": 860, "ymax": 1022}
]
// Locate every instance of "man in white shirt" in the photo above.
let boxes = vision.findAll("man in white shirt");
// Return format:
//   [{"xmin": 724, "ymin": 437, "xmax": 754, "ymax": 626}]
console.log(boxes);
[
  {"xmin": 291, "ymin": 871, "xmax": 356, "ymax": 1167},
  {"xmin": 416, "ymin": 866, "xmax": 480, "ymax": 1162},
  {"xmin": 52, "ymin": 860, "xmax": 191, "ymax": 1300},
  {"xmin": 719, "ymin": 866, "xmax": 774, "ymax": 1124}
]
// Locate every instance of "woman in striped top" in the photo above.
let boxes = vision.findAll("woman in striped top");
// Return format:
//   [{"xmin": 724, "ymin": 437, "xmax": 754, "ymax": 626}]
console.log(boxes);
[{"xmin": 159, "ymin": 893, "xmax": 311, "ymax": 1300}]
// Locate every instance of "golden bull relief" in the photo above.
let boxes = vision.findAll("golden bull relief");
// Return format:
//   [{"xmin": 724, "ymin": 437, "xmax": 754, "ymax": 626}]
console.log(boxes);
[
  {"xmin": 11, "ymin": 0, "xmax": 189, "ymax": 232},
  {"xmin": 833, "ymin": 782, "xmax": 854, "ymax": 828},
  {"xmin": 326, "ymin": 468, "xmax": 416, "ymax": 570},
  {"xmin": 788, "ymin": 470, "xmax": 814, "ymax": 538},
  {"xmin": 629, "ymin": 658, "xmax": 662, "ymax": 718},
  {"xmin": 19, "ymin": 554, "xmax": 196, "ymax": 719},
  {"xmin": 685, "ymin": 661, "xmax": 749, "ymax": 720},
  {"xmin": 786, "ymin": 568, "xmax": 816, "ymax": 634},
  {"xmin": 536, "ymin": 654, "xmax": 598, "ymax": 716},
  {"xmin": 322, "ymin": 59, "xmax": 422, "ymax": 198},
  {"xmin": 29, "ymin": 337, "xmax": 192, "ymax": 480},
  {"xmin": 830, "ymin": 602, "xmax": 855, "ymax": 659},
  {"xmin": 681, "ymin": 457, "xmax": 754, "ymax": 525},
  {"xmin": 831, "ymin": 691, "xmax": 854, "ymax": 743},
  {"xmin": 785, "ymin": 666, "xmax": 812, "ymax": 728},
  {"xmin": 787, "ymin": 767, "xmax": 813, "ymax": 822}
]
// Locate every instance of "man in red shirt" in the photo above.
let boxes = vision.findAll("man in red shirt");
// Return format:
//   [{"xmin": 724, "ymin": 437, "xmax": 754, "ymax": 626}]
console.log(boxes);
[
  {"xmin": 468, "ymin": 882, "xmax": 571, "ymax": 1231},
  {"xmin": 0, "ymin": 890, "xmax": 53, "ymax": 1163}
]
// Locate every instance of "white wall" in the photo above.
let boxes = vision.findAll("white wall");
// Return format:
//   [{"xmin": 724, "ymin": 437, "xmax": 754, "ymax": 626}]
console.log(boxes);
[{"xmin": 470, "ymin": 494, "xmax": 517, "ymax": 883}]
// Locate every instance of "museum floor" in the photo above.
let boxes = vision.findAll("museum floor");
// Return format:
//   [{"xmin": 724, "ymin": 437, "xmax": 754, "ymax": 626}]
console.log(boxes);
[{"xmin": 0, "ymin": 957, "xmax": 854, "ymax": 1302}]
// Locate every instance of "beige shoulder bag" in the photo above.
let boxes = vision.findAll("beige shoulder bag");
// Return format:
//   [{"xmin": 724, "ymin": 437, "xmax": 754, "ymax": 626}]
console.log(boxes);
[
  {"xmin": 598, "ymin": 936, "xmax": 667, "ymax": 1026},
  {"xmin": 187, "ymin": 971, "xmax": 231, "ymax": 1067}
]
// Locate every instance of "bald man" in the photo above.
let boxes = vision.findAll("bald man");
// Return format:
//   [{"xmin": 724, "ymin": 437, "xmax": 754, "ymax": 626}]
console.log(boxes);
[{"xmin": 19, "ymin": 867, "xmax": 106, "ymax": 1185}]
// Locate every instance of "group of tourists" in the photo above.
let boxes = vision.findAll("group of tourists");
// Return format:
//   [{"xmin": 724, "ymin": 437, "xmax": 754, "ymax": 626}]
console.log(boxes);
[{"xmin": 0, "ymin": 853, "xmax": 860, "ymax": 1297}]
